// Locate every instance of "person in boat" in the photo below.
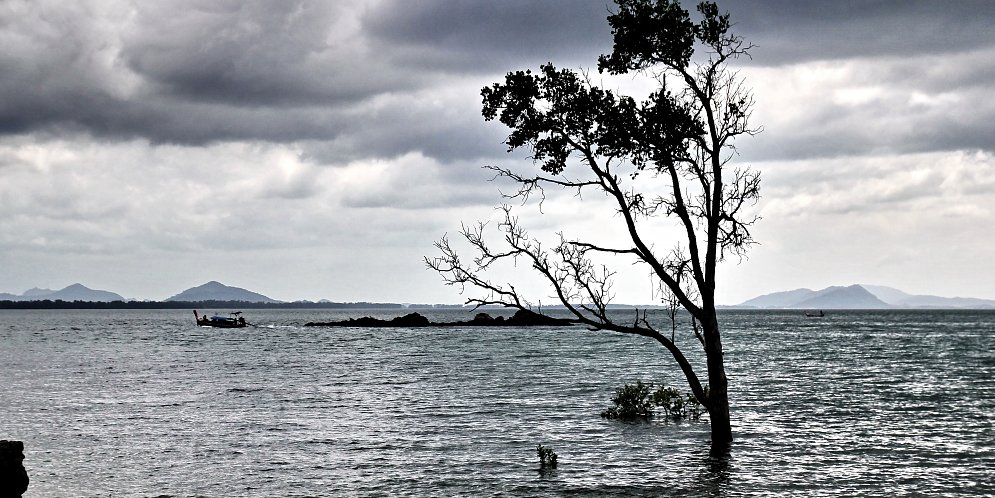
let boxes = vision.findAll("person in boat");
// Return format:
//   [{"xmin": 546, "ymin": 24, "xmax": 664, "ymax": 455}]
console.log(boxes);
[{"xmin": 238, "ymin": 316, "xmax": 246, "ymax": 326}]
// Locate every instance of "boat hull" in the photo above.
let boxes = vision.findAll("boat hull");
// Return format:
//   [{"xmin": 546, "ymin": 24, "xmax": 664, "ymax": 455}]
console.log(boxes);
[
  {"xmin": 197, "ymin": 319, "xmax": 247, "ymax": 328},
  {"xmin": 194, "ymin": 310, "xmax": 248, "ymax": 328}
]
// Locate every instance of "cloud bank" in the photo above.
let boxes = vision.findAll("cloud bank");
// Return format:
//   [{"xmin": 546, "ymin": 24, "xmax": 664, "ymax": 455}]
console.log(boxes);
[{"xmin": 1, "ymin": 0, "xmax": 993, "ymax": 302}]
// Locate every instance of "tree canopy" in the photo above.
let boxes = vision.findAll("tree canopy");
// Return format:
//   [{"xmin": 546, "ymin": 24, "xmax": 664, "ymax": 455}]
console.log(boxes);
[{"xmin": 428, "ymin": 0, "xmax": 759, "ymax": 451}]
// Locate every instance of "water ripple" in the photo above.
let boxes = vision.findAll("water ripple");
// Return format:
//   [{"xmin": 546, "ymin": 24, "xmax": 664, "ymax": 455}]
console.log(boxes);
[{"xmin": 0, "ymin": 308, "xmax": 992, "ymax": 496}]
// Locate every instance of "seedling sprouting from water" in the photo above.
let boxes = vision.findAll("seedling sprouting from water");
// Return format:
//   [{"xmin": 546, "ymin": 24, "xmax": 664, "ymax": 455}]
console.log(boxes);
[{"xmin": 536, "ymin": 444, "xmax": 558, "ymax": 469}]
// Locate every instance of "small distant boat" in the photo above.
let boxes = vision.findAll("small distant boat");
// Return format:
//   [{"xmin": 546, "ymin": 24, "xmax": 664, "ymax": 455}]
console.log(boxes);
[
  {"xmin": 805, "ymin": 310, "xmax": 825, "ymax": 318},
  {"xmin": 194, "ymin": 310, "xmax": 248, "ymax": 328}
]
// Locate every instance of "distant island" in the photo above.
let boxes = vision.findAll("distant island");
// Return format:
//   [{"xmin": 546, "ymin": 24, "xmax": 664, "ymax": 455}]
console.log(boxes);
[
  {"xmin": 1, "ymin": 281, "xmax": 993, "ymax": 310},
  {"xmin": 0, "ymin": 283, "xmax": 125, "ymax": 303},
  {"xmin": 0, "ymin": 281, "xmax": 453, "ymax": 310},
  {"xmin": 165, "ymin": 281, "xmax": 280, "ymax": 303},
  {"xmin": 733, "ymin": 284, "xmax": 995, "ymax": 310}
]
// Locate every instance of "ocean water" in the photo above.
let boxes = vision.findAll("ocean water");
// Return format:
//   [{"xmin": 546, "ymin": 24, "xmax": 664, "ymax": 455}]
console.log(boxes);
[{"xmin": 1, "ymin": 308, "xmax": 992, "ymax": 496}]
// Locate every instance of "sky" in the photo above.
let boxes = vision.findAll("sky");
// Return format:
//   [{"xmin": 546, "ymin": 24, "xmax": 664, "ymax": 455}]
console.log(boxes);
[{"xmin": 1, "ymin": 0, "xmax": 993, "ymax": 304}]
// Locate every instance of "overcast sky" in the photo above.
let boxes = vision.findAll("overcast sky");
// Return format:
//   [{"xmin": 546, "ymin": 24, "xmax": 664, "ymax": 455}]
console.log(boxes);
[{"xmin": 1, "ymin": 0, "xmax": 993, "ymax": 304}]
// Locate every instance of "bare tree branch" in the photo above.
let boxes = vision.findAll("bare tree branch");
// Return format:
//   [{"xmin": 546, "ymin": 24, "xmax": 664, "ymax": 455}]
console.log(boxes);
[{"xmin": 432, "ymin": 0, "xmax": 759, "ymax": 448}]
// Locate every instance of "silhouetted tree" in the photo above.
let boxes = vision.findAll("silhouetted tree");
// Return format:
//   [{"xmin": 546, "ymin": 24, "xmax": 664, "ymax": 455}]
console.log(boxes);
[{"xmin": 427, "ymin": 0, "xmax": 759, "ymax": 450}]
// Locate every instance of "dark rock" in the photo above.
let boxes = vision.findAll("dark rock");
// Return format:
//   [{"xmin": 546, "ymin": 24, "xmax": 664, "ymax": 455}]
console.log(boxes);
[
  {"xmin": 0, "ymin": 440, "xmax": 28, "ymax": 497},
  {"xmin": 304, "ymin": 309, "xmax": 576, "ymax": 328},
  {"xmin": 506, "ymin": 309, "xmax": 576, "ymax": 326},
  {"xmin": 305, "ymin": 312, "xmax": 430, "ymax": 328},
  {"xmin": 390, "ymin": 312, "xmax": 431, "ymax": 327}
]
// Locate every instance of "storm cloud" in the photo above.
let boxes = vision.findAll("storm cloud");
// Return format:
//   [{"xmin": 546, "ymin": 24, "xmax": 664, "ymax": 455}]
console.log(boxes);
[
  {"xmin": 1, "ymin": 0, "xmax": 993, "ymax": 302},
  {"xmin": 0, "ymin": 0, "xmax": 610, "ymax": 155},
  {"xmin": 726, "ymin": 0, "xmax": 995, "ymax": 65},
  {"xmin": 3, "ymin": 0, "xmax": 993, "ymax": 158}
]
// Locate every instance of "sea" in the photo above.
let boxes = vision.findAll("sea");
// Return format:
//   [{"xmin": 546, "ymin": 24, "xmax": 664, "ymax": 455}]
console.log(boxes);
[{"xmin": 1, "ymin": 308, "xmax": 992, "ymax": 497}]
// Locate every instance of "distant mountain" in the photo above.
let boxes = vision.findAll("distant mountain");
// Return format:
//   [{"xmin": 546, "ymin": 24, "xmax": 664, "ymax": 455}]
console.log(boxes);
[
  {"xmin": 739, "ymin": 288, "xmax": 816, "ymax": 308},
  {"xmin": 791, "ymin": 285, "xmax": 889, "ymax": 309},
  {"xmin": 738, "ymin": 284, "xmax": 995, "ymax": 309},
  {"xmin": 861, "ymin": 285, "xmax": 995, "ymax": 308},
  {"xmin": 166, "ymin": 281, "xmax": 280, "ymax": 303},
  {"xmin": 47, "ymin": 284, "xmax": 125, "ymax": 302},
  {"xmin": 22, "ymin": 287, "xmax": 55, "ymax": 297},
  {"xmin": 0, "ymin": 284, "xmax": 125, "ymax": 302}
]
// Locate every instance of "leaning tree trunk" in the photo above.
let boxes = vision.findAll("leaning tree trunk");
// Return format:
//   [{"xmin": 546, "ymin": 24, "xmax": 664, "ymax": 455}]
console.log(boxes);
[{"xmin": 704, "ymin": 318, "xmax": 733, "ymax": 451}]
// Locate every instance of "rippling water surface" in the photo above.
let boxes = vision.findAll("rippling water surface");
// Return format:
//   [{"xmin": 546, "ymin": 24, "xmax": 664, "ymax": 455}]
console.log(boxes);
[{"xmin": 1, "ymin": 309, "xmax": 993, "ymax": 496}]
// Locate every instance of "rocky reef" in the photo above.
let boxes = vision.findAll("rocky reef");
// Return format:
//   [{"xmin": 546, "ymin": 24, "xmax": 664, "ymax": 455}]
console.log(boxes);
[
  {"xmin": 304, "ymin": 309, "xmax": 576, "ymax": 328},
  {"xmin": 0, "ymin": 440, "xmax": 28, "ymax": 497}
]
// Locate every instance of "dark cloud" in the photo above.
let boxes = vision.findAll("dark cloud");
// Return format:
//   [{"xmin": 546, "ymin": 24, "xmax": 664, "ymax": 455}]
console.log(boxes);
[
  {"xmin": 740, "ymin": 46, "xmax": 995, "ymax": 161},
  {"xmin": 118, "ymin": 1, "xmax": 427, "ymax": 106},
  {"xmin": 872, "ymin": 49, "xmax": 995, "ymax": 94},
  {"xmin": 0, "ymin": 0, "xmax": 534, "ymax": 164},
  {"xmin": 0, "ymin": 1, "xmax": 449, "ymax": 152},
  {"xmin": 1, "ymin": 0, "xmax": 993, "ymax": 166},
  {"xmin": 723, "ymin": 0, "xmax": 995, "ymax": 66},
  {"xmin": 362, "ymin": 0, "xmax": 612, "ymax": 72},
  {"xmin": 744, "ymin": 102, "xmax": 995, "ymax": 161},
  {"xmin": 298, "ymin": 85, "xmax": 514, "ymax": 165}
]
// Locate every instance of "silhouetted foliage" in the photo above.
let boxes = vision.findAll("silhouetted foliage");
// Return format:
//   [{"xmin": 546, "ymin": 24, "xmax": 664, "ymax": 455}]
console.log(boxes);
[
  {"xmin": 536, "ymin": 444, "xmax": 558, "ymax": 469},
  {"xmin": 601, "ymin": 380, "xmax": 656, "ymax": 420},
  {"xmin": 428, "ymin": 0, "xmax": 759, "ymax": 451},
  {"xmin": 601, "ymin": 380, "xmax": 705, "ymax": 420},
  {"xmin": 651, "ymin": 385, "xmax": 705, "ymax": 420}
]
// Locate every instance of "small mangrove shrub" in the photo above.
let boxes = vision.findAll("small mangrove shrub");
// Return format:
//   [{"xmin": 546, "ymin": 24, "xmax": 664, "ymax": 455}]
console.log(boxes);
[
  {"xmin": 536, "ymin": 444, "xmax": 558, "ymax": 469},
  {"xmin": 600, "ymin": 380, "xmax": 655, "ymax": 419},
  {"xmin": 601, "ymin": 381, "xmax": 705, "ymax": 421},
  {"xmin": 652, "ymin": 386, "xmax": 705, "ymax": 420}
]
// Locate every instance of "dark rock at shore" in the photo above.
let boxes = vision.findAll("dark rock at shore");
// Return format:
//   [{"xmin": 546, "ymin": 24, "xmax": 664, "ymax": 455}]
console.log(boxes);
[
  {"xmin": 503, "ymin": 309, "xmax": 576, "ymax": 327},
  {"xmin": 0, "ymin": 440, "xmax": 28, "ymax": 497},
  {"xmin": 305, "ymin": 312, "xmax": 431, "ymax": 328},
  {"xmin": 304, "ymin": 309, "xmax": 576, "ymax": 328}
]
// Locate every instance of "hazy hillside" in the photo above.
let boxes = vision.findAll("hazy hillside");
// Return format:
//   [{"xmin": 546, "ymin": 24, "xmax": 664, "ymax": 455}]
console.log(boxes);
[
  {"xmin": 861, "ymin": 284, "xmax": 995, "ymax": 308},
  {"xmin": 0, "ymin": 284, "xmax": 124, "ymax": 302},
  {"xmin": 739, "ymin": 288, "xmax": 816, "ymax": 308},
  {"xmin": 22, "ymin": 287, "xmax": 56, "ymax": 297},
  {"xmin": 790, "ymin": 285, "xmax": 889, "ymax": 309},
  {"xmin": 738, "ymin": 284, "xmax": 993, "ymax": 309},
  {"xmin": 166, "ymin": 281, "xmax": 280, "ymax": 303},
  {"xmin": 46, "ymin": 284, "xmax": 125, "ymax": 302}
]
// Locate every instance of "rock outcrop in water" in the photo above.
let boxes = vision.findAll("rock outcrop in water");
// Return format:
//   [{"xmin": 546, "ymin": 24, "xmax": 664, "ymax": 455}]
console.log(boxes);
[
  {"xmin": 304, "ymin": 309, "xmax": 576, "ymax": 327},
  {"xmin": 0, "ymin": 440, "xmax": 28, "ymax": 497}
]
